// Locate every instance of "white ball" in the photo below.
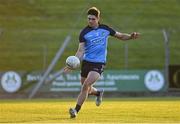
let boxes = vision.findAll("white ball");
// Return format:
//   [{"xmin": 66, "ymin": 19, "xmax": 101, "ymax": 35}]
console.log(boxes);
[{"xmin": 66, "ymin": 56, "xmax": 80, "ymax": 69}]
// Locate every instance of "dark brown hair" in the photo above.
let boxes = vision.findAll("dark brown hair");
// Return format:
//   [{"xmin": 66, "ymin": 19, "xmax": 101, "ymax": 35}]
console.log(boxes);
[{"xmin": 87, "ymin": 7, "xmax": 100, "ymax": 17}]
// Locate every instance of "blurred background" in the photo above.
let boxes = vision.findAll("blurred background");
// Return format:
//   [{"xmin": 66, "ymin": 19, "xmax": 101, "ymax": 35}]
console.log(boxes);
[{"xmin": 0, "ymin": 0, "xmax": 180, "ymax": 98}]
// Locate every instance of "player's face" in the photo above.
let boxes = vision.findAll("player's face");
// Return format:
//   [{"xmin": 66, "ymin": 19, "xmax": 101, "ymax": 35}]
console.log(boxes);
[{"xmin": 87, "ymin": 15, "xmax": 99, "ymax": 28}]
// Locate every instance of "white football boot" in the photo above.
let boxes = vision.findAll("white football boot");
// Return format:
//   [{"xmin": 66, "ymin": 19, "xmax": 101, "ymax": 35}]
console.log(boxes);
[
  {"xmin": 95, "ymin": 89, "xmax": 104, "ymax": 106},
  {"xmin": 69, "ymin": 108, "xmax": 77, "ymax": 118}
]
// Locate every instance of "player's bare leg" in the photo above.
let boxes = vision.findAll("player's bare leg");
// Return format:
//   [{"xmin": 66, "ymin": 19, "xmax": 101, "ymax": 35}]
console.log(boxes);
[
  {"xmin": 81, "ymin": 75, "xmax": 104, "ymax": 106},
  {"xmin": 77, "ymin": 71, "xmax": 100, "ymax": 105},
  {"xmin": 69, "ymin": 71, "xmax": 100, "ymax": 118},
  {"xmin": 81, "ymin": 77, "xmax": 100, "ymax": 96}
]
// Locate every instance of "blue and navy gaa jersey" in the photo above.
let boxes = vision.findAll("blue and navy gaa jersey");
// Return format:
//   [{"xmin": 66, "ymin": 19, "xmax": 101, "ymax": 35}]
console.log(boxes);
[{"xmin": 79, "ymin": 24, "xmax": 116, "ymax": 64}]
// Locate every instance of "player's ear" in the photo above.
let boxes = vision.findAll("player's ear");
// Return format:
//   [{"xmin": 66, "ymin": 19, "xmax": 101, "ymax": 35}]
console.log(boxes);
[{"xmin": 97, "ymin": 16, "xmax": 100, "ymax": 22}]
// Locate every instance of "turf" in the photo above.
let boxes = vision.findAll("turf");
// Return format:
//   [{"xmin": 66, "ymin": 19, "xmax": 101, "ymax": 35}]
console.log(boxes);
[
  {"xmin": 0, "ymin": 0, "xmax": 180, "ymax": 71},
  {"xmin": 0, "ymin": 98, "xmax": 180, "ymax": 123}
]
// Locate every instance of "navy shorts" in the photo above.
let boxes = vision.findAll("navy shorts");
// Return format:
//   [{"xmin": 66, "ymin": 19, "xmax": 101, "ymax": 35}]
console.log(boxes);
[{"xmin": 81, "ymin": 60, "xmax": 105, "ymax": 78}]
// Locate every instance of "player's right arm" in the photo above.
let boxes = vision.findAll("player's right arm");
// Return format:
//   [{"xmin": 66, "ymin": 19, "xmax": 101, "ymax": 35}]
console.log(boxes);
[
  {"xmin": 64, "ymin": 42, "xmax": 85, "ymax": 73},
  {"xmin": 75, "ymin": 42, "xmax": 85, "ymax": 60}
]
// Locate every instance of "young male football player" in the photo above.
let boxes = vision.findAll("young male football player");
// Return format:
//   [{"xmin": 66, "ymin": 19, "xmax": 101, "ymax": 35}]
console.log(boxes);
[{"xmin": 64, "ymin": 7, "xmax": 140, "ymax": 118}]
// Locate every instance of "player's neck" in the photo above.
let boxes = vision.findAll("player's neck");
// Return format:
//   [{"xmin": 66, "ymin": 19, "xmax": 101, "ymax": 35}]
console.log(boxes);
[{"xmin": 90, "ymin": 24, "xmax": 99, "ymax": 29}]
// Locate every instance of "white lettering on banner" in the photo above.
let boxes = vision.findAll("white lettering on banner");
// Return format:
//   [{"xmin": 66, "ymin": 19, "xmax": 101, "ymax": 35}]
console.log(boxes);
[
  {"xmin": 53, "ymin": 75, "xmax": 64, "ymax": 81},
  {"xmin": 66, "ymin": 82, "xmax": 80, "ymax": 86},
  {"xmin": 52, "ymin": 81, "xmax": 80, "ymax": 86},
  {"xmin": 106, "ymin": 74, "xmax": 140, "ymax": 80},
  {"xmin": 52, "ymin": 81, "xmax": 66, "ymax": 86},
  {"xmin": 52, "ymin": 81, "xmax": 115, "ymax": 87},
  {"xmin": 26, "ymin": 73, "xmax": 140, "ymax": 82},
  {"xmin": 66, "ymin": 74, "xmax": 78, "ymax": 80},
  {"xmin": 27, "ymin": 74, "xmax": 65, "ymax": 82},
  {"xmin": 27, "ymin": 75, "xmax": 41, "ymax": 81}
]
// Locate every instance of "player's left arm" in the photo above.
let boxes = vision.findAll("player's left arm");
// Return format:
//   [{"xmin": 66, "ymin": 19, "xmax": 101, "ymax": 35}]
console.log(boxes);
[{"xmin": 113, "ymin": 31, "xmax": 140, "ymax": 41}]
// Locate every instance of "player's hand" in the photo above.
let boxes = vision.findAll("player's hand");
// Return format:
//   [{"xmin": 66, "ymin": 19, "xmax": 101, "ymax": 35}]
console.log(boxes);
[
  {"xmin": 130, "ymin": 32, "xmax": 140, "ymax": 39},
  {"xmin": 63, "ymin": 66, "xmax": 73, "ymax": 73}
]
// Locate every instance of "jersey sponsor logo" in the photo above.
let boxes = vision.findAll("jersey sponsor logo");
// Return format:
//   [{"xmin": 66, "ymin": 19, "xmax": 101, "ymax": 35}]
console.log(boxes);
[{"xmin": 91, "ymin": 37, "xmax": 104, "ymax": 44}]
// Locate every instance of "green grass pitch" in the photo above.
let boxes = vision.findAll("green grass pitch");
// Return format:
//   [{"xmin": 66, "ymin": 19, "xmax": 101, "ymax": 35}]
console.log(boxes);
[{"xmin": 0, "ymin": 98, "xmax": 180, "ymax": 123}]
